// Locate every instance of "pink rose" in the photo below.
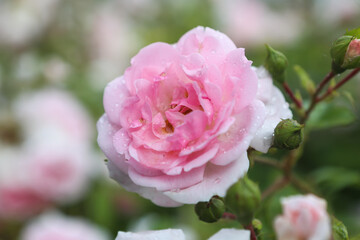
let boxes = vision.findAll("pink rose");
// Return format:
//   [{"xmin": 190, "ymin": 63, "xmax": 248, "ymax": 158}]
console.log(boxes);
[
  {"xmin": 98, "ymin": 26, "xmax": 291, "ymax": 206},
  {"xmin": 20, "ymin": 212, "xmax": 108, "ymax": 240},
  {"xmin": 115, "ymin": 228, "xmax": 250, "ymax": 240},
  {"xmin": 274, "ymin": 194, "xmax": 331, "ymax": 240}
]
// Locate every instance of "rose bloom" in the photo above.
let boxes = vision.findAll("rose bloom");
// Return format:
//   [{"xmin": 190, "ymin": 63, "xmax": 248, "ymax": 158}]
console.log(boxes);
[
  {"xmin": 0, "ymin": 89, "xmax": 94, "ymax": 219},
  {"xmin": 98, "ymin": 26, "xmax": 292, "ymax": 206},
  {"xmin": 274, "ymin": 194, "xmax": 331, "ymax": 240},
  {"xmin": 20, "ymin": 212, "xmax": 109, "ymax": 240},
  {"xmin": 115, "ymin": 228, "xmax": 249, "ymax": 240}
]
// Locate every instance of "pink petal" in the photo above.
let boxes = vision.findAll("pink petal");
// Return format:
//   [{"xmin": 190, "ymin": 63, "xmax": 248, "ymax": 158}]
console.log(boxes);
[
  {"xmin": 163, "ymin": 153, "xmax": 249, "ymax": 204},
  {"xmin": 124, "ymin": 42, "xmax": 179, "ymax": 94},
  {"xmin": 212, "ymin": 100, "xmax": 265, "ymax": 166},
  {"xmin": 103, "ymin": 77, "xmax": 130, "ymax": 125},
  {"xmin": 222, "ymin": 48, "xmax": 258, "ymax": 113},
  {"xmin": 97, "ymin": 115, "xmax": 128, "ymax": 171},
  {"xmin": 107, "ymin": 161, "xmax": 181, "ymax": 207},
  {"xmin": 128, "ymin": 165, "xmax": 205, "ymax": 192}
]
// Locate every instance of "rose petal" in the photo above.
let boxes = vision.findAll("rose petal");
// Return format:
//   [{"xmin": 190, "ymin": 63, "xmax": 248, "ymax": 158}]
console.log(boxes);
[{"xmin": 164, "ymin": 153, "xmax": 249, "ymax": 204}]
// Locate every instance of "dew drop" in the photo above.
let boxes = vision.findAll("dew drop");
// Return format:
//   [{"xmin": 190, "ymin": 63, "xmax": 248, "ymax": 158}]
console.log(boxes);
[
  {"xmin": 214, "ymin": 177, "xmax": 221, "ymax": 184},
  {"xmin": 171, "ymin": 188, "xmax": 181, "ymax": 193}
]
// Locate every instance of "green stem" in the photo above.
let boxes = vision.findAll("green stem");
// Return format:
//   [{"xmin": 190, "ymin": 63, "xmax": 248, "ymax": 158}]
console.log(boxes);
[{"xmin": 251, "ymin": 155, "xmax": 283, "ymax": 169}]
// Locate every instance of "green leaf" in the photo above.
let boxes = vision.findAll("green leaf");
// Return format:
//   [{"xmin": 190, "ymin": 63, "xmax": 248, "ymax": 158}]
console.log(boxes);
[
  {"xmin": 332, "ymin": 216, "xmax": 349, "ymax": 240},
  {"xmin": 312, "ymin": 167, "xmax": 360, "ymax": 195},
  {"xmin": 342, "ymin": 91, "xmax": 355, "ymax": 107},
  {"xmin": 293, "ymin": 65, "xmax": 316, "ymax": 94},
  {"xmin": 306, "ymin": 102, "xmax": 356, "ymax": 130},
  {"xmin": 345, "ymin": 27, "xmax": 360, "ymax": 38}
]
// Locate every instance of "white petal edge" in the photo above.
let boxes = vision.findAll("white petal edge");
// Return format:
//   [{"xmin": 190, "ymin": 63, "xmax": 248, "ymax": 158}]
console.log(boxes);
[
  {"xmin": 208, "ymin": 229, "xmax": 251, "ymax": 240},
  {"xmin": 115, "ymin": 229, "xmax": 186, "ymax": 240}
]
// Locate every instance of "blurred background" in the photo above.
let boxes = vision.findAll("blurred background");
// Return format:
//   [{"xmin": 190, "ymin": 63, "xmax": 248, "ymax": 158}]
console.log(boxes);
[{"xmin": 0, "ymin": 0, "xmax": 359, "ymax": 239}]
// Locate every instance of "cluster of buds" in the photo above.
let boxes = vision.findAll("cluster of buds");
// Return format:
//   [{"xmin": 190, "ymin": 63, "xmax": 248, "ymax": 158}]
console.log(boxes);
[{"xmin": 331, "ymin": 28, "xmax": 360, "ymax": 73}]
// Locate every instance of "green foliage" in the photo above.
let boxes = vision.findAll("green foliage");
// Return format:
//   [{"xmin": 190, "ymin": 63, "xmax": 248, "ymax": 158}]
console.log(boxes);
[
  {"xmin": 345, "ymin": 27, "xmax": 360, "ymax": 38},
  {"xmin": 332, "ymin": 216, "xmax": 350, "ymax": 240},
  {"xmin": 306, "ymin": 102, "xmax": 356, "ymax": 130},
  {"xmin": 312, "ymin": 167, "xmax": 360, "ymax": 196},
  {"xmin": 294, "ymin": 65, "xmax": 316, "ymax": 94}
]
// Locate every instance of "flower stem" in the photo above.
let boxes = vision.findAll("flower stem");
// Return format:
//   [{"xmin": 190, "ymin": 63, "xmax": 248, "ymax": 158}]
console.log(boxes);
[
  {"xmin": 317, "ymin": 68, "xmax": 360, "ymax": 102},
  {"xmin": 222, "ymin": 212, "xmax": 237, "ymax": 220},
  {"xmin": 245, "ymin": 224, "xmax": 257, "ymax": 240},
  {"xmin": 301, "ymin": 71, "xmax": 335, "ymax": 123},
  {"xmin": 261, "ymin": 177, "xmax": 289, "ymax": 200},
  {"xmin": 290, "ymin": 175, "xmax": 317, "ymax": 194},
  {"xmin": 251, "ymin": 155, "xmax": 283, "ymax": 169},
  {"xmin": 283, "ymin": 82, "xmax": 303, "ymax": 109}
]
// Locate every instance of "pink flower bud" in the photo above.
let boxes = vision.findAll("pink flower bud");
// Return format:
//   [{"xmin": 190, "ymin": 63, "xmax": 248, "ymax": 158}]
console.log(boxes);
[
  {"xmin": 345, "ymin": 39, "xmax": 360, "ymax": 59},
  {"xmin": 274, "ymin": 194, "xmax": 331, "ymax": 240}
]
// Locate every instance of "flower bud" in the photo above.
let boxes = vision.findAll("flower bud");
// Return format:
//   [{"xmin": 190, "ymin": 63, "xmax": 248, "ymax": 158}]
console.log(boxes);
[
  {"xmin": 194, "ymin": 196, "xmax": 225, "ymax": 223},
  {"xmin": 332, "ymin": 216, "xmax": 349, "ymax": 240},
  {"xmin": 273, "ymin": 119, "xmax": 303, "ymax": 150},
  {"xmin": 343, "ymin": 39, "xmax": 360, "ymax": 69},
  {"xmin": 330, "ymin": 35, "xmax": 353, "ymax": 73},
  {"xmin": 331, "ymin": 27, "xmax": 360, "ymax": 73},
  {"xmin": 224, "ymin": 176, "xmax": 261, "ymax": 225},
  {"xmin": 264, "ymin": 44, "xmax": 288, "ymax": 83}
]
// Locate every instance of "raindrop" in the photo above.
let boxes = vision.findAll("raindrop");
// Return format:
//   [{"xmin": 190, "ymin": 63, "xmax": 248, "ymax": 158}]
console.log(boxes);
[{"xmin": 214, "ymin": 177, "xmax": 221, "ymax": 184}]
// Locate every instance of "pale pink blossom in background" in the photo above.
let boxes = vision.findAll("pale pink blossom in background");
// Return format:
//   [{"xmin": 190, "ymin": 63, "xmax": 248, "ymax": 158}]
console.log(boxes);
[
  {"xmin": 0, "ymin": 147, "xmax": 49, "ymax": 220},
  {"xmin": 115, "ymin": 228, "xmax": 250, "ymax": 240},
  {"xmin": 212, "ymin": 0, "xmax": 304, "ymax": 46},
  {"xmin": 0, "ymin": 0, "xmax": 60, "ymax": 47},
  {"xmin": 98, "ymin": 26, "xmax": 292, "ymax": 206},
  {"xmin": 87, "ymin": 3, "xmax": 140, "ymax": 90},
  {"xmin": 21, "ymin": 212, "xmax": 109, "ymax": 240},
  {"xmin": 0, "ymin": 89, "xmax": 95, "ymax": 219},
  {"xmin": 42, "ymin": 57, "xmax": 71, "ymax": 84},
  {"xmin": 274, "ymin": 194, "xmax": 331, "ymax": 240},
  {"xmin": 312, "ymin": 0, "xmax": 360, "ymax": 26}
]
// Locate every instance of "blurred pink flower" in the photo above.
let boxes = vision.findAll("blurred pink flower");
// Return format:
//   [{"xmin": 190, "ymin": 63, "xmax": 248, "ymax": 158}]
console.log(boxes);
[
  {"xmin": 21, "ymin": 212, "xmax": 108, "ymax": 240},
  {"xmin": 115, "ymin": 228, "xmax": 250, "ymax": 240},
  {"xmin": 98, "ymin": 26, "xmax": 291, "ymax": 206},
  {"xmin": 212, "ymin": 0, "xmax": 304, "ymax": 46},
  {"xmin": 0, "ymin": 0, "xmax": 60, "ymax": 47},
  {"xmin": 0, "ymin": 89, "xmax": 94, "ymax": 220},
  {"xmin": 87, "ymin": 3, "xmax": 140, "ymax": 89},
  {"xmin": 312, "ymin": 0, "xmax": 360, "ymax": 26},
  {"xmin": 274, "ymin": 194, "xmax": 331, "ymax": 240}
]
